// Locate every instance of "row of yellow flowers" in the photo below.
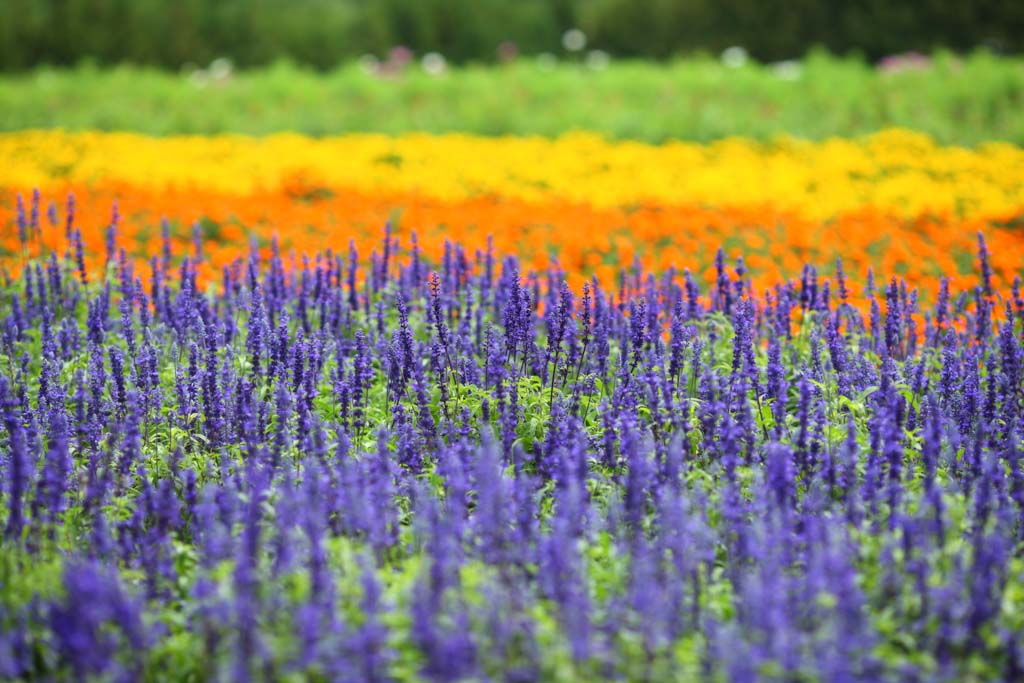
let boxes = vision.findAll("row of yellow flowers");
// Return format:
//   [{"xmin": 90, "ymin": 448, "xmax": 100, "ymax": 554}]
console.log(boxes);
[{"xmin": 3, "ymin": 129, "xmax": 1024, "ymax": 221}]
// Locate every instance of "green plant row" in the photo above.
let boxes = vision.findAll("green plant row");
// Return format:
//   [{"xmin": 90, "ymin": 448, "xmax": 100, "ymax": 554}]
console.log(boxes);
[{"xmin": 2, "ymin": 52, "xmax": 1023, "ymax": 145}]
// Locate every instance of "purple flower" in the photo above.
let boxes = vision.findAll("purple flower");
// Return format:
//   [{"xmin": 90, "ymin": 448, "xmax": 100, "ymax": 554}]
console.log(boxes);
[{"xmin": 48, "ymin": 560, "xmax": 148, "ymax": 680}]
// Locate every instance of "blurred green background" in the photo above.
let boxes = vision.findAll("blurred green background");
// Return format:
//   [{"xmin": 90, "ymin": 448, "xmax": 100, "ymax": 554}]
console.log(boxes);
[
  {"xmin": 2, "ymin": 1, "xmax": 1023, "ymax": 145},
  {"xmin": 5, "ymin": 54, "xmax": 1024, "ymax": 145},
  {"xmin": 1, "ymin": 0, "xmax": 1021, "ymax": 71}
]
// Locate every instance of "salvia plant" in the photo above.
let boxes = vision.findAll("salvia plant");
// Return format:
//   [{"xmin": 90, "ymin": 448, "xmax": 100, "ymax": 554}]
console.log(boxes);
[{"xmin": 1, "ymin": 195, "xmax": 1023, "ymax": 682}]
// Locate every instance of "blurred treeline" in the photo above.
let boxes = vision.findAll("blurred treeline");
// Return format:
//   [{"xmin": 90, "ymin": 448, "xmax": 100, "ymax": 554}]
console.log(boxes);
[{"xmin": 1, "ymin": 0, "xmax": 1021, "ymax": 70}]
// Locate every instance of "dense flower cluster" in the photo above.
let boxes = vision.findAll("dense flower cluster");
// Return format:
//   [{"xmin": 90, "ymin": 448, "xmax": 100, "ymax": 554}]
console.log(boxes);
[
  {"xmin": 1, "ymin": 196, "xmax": 1023, "ymax": 681},
  {"xmin": 5, "ymin": 130, "xmax": 1024, "ymax": 219},
  {"xmin": 2, "ymin": 130, "xmax": 1023, "ymax": 298}
]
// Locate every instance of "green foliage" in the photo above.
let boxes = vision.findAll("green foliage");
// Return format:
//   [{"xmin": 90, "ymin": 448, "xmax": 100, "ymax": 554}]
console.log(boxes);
[
  {"xmin": 578, "ymin": 0, "xmax": 1024, "ymax": 61},
  {"xmin": 2, "ymin": 52, "xmax": 1024, "ymax": 145},
  {"xmin": 1, "ymin": 0, "xmax": 1022, "ymax": 70},
  {"xmin": 0, "ymin": 0, "xmax": 567, "ymax": 71}
]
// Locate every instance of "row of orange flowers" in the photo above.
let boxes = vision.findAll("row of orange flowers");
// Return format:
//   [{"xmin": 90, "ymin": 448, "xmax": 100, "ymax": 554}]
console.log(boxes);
[{"xmin": 1, "ymin": 180, "xmax": 1019, "ymax": 307}]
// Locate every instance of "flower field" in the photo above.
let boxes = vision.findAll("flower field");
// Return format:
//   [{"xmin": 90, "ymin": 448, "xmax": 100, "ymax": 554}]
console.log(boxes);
[
  {"xmin": 2, "ymin": 129, "xmax": 1023, "ymax": 296},
  {"xmin": 1, "ymin": 120, "xmax": 1024, "ymax": 682}
]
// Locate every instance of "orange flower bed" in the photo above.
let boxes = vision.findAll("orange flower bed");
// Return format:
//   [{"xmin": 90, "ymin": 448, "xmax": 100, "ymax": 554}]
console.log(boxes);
[{"xmin": 1, "ymin": 181, "xmax": 1019, "ymax": 305}]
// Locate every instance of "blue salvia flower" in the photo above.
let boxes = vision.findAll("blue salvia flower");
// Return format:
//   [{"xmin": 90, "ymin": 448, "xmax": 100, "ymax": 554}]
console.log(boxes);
[
  {"xmin": 73, "ymin": 227, "xmax": 88, "ymax": 284},
  {"xmin": 104, "ymin": 201, "xmax": 120, "ymax": 268},
  {"xmin": 348, "ymin": 554, "xmax": 395, "ymax": 682},
  {"xmin": 232, "ymin": 462, "xmax": 269, "ymax": 683},
  {"xmin": 395, "ymin": 291, "xmax": 415, "ymax": 397},
  {"xmin": 14, "ymin": 194, "xmax": 27, "ymax": 247},
  {"xmin": 36, "ymin": 408, "xmax": 71, "ymax": 526},
  {"xmin": 48, "ymin": 560, "xmax": 148, "ymax": 680},
  {"xmin": 977, "ymin": 231, "xmax": 993, "ymax": 297},
  {"xmin": 2, "ymin": 378, "xmax": 29, "ymax": 541},
  {"xmin": 714, "ymin": 247, "xmax": 730, "ymax": 314},
  {"xmin": 29, "ymin": 188, "xmax": 40, "ymax": 242},
  {"xmin": 975, "ymin": 285, "xmax": 992, "ymax": 342},
  {"xmin": 347, "ymin": 239, "xmax": 359, "ymax": 310},
  {"xmin": 46, "ymin": 198, "xmax": 57, "ymax": 229}
]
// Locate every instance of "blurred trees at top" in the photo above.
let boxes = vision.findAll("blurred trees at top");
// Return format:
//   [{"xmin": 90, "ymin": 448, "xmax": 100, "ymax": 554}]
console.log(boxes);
[
  {"xmin": 580, "ymin": 0, "xmax": 1023, "ymax": 60},
  {"xmin": 1, "ymin": 0, "xmax": 1021, "ymax": 70}
]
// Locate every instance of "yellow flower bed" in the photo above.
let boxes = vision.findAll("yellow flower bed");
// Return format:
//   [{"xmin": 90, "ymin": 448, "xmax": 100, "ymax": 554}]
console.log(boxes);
[{"xmin": 2, "ymin": 129, "xmax": 1023, "ymax": 221}]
